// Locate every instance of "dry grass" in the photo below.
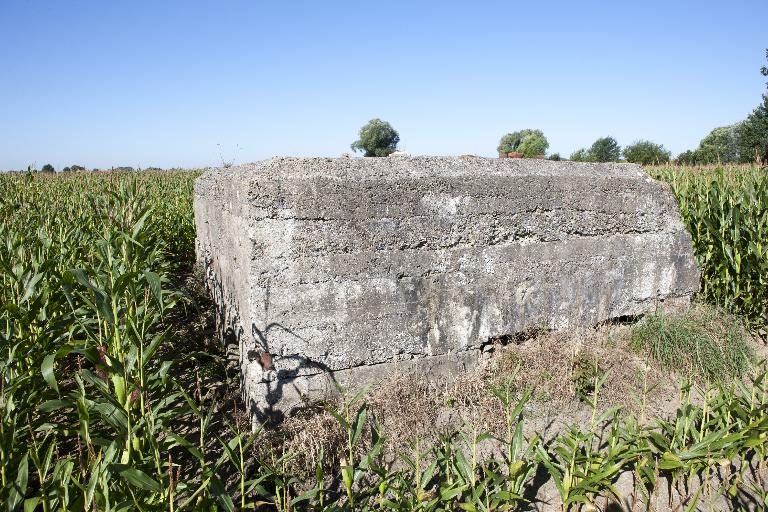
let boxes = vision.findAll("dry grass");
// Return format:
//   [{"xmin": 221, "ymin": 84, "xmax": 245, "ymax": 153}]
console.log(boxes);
[
  {"xmin": 256, "ymin": 366, "xmax": 503, "ymax": 476},
  {"xmin": 490, "ymin": 326, "xmax": 675, "ymax": 413},
  {"xmin": 252, "ymin": 304, "xmax": 766, "ymax": 480},
  {"xmin": 255, "ymin": 324, "xmax": 684, "ymax": 475}
]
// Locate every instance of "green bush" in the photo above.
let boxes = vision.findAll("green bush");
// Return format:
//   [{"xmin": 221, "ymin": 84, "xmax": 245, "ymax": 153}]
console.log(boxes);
[
  {"xmin": 589, "ymin": 136, "xmax": 621, "ymax": 162},
  {"xmin": 675, "ymin": 149, "xmax": 699, "ymax": 165},
  {"xmin": 696, "ymin": 125, "xmax": 740, "ymax": 163},
  {"xmin": 497, "ymin": 129, "xmax": 548, "ymax": 156},
  {"xmin": 736, "ymin": 95, "xmax": 768, "ymax": 163},
  {"xmin": 569, "ymin": 148, "xmax": 590, "ymax": 162},
  {"xmin": 351, "ymin": 118, "xmax": 400, "ymax": 157},
  {"xmin": 569, "ymin": 139, "xmax": 622, "ymax": 163},
  {"xmin": 736, "ymin": 48, "xmax": 768, "ymax": 164},
  {"xmin": 622, "ymin": 140, "xmax": 671, "ymax": 165},
  {"xmin": 518, "ymin": 133, "xmax": 549, "ymax": 157}
]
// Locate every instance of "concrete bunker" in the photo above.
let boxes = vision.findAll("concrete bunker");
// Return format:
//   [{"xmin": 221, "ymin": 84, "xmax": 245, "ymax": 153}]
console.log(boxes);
[{"xmin": 194, "ymin": 156, "xmax": 700, "ymax": 423}]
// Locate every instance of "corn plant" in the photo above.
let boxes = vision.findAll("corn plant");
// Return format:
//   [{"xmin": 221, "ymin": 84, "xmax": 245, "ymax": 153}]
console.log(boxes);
[
  {"xmin": 489, "ymin": 375, "xmax": 539, "ymax": 505},
  {"xmin": 651, "ymin": 164, "xmax": 768, "ymax": 329},
  {"xmin": 2, "ymin": 169, "xmax": 768, "ymax": 510},
  {"xmin": 536, "ymin": 368, "xmax": 633, "ymax": 511}
]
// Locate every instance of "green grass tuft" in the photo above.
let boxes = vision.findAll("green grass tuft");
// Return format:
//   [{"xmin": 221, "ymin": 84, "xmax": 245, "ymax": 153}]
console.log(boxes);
[{"xmin": 630, "ymin": 304, "xmax": 754, "ymax": 381}]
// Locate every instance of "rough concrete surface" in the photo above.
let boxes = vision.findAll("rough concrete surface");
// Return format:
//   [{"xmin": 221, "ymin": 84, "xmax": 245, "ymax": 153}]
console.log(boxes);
[{"xmin": 194, "ymin": 156, "xmax": 700, "ymax": 422}]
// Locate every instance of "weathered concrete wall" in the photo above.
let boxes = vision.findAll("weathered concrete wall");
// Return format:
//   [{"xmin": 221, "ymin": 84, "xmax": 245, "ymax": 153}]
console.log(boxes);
[{"xmin": 194, "ymin": 156, "xmax": 700, "ymax": 422}]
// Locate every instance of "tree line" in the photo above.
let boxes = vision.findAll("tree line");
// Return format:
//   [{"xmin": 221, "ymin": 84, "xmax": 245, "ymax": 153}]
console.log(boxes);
[
  {"xmin": 353, "ymin": 50, "xmax": 768, "ymax": 165},
  {"xmin": 26, "ymin": 51, "xmax": 768, "ymax": 170},
  {"xmin": 30, "ymin": 164, "xmax": 150, "ymax": 173}
]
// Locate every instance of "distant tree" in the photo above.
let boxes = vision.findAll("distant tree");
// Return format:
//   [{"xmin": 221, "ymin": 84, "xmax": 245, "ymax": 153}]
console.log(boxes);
[
  {"xmin": 518, "ymin": 133, "xmax": 549, "ymax": 157},
  {"xmin": 763, "ymin": 48, "xmax": 768, "ymax": 80},
  {"xmin": 498, "ymin": 131, "xmax": 525, "ymax": 154},
  {"xmin": 675, "ymin": 150, "xmax": 699, "ymax": 165},
  {"xmin": 736, "ymin": 49, "xmax": 768, "ymax": 163},
  {"xmin": 589, "ymin": 136, "xmax": 621, "ymax": 162},
  {"xmin": 497, "ymin": 129, "xmax": 548, "ymax": 156},
  {"xmin": 548, "ymin": 153, "xmax": 562, "ymax": 161},
  {"xmin": 70, "ymin": 164, "xmax": 86, "ymax": 172},
  {"xmin": 62, "ymin": 166, "xmax": 71, "ymax": 173},
  {"xmin": 696, "ymin": 125, "xmax": 740, "ymax": 163},
  {"xmin": 737, "ymin": 98, "xmax": 768, "ymax": 163},
  {"xmin": 622, "ymin": 140, "xmax": 671, "ymax": 165},
  {"xmin": 351, "ymin": 118, "xmax": 400, "ymax": 157},
  {"xmin": 41, "ymin": 164, "xmax": 55, "ymax": 173},
  {"xmin": 569, "ymin": 148, "xmax": 591, "ymax": 162}
]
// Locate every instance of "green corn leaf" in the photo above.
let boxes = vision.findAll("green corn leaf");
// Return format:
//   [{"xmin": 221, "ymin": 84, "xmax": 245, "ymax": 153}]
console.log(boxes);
[
  {"xmin": 93, "ymin": 402, "xmax": 129, "ymax": 434},
  {"xmin": 38, "ymin": 399, "xmax": 71, "ymax": 413},
  {"xmin": 19, "ymin": 272, "xmax": 43, "ymax": 304},
  {"xmin": 111, "ymin": 374, "xmax": 127, "ymax": 408},
  {"xmin": 131, "ymin": 209, "xmax": 152, "ymax": 240},
  {"xmin": 165, "ymin": 432, "xmax": 204, "ymax": 461},
  {"xmin": 659, "ymin": 452, "xmax": 684, "ymax": 470},
  {"xmin": 7, "ymin": 453, "xmax": 29, "ymax": 512},
  {"xmin": 341, "ymin": 464, "xmax": 353, "ymax": 492},
  {"xmin": 115, "ymin": 467, "xmax": 161, "ymax": 492},
  {"xmin": 422, "ymin": 459, "xmax": 437, "ymax": 489},
  {"xmin": 144, "ymin": 271, "xmax": 163, "ymax": 313},
  {"xmin": 327, "ymin": 407, "xmax": 349, "ymax": 431},
  {"xmin": 440, "ymin": 484, "xmax": 466, "ymax": 501},
  {"xmin": 41, "ymin": 353, "xmax": 59, "ymax": 394},
  {"xmin": 209, "ymin": 476, "xmax": 235, "ymax": 512},
  {"xmin": 351, "ymin": 406, "xmax": 367, "ymax": 447},
  {"xmin": 216, "ymin": 435, "xmax": 240, "ymax": 470},
  {"xmin": 23, "ymin": 499, "xmax": 40, "ymax": 512}
]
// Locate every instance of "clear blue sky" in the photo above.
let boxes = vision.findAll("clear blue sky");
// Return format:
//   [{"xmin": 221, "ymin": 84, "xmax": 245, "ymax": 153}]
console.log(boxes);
[{"xmin": 1, "ymin": 0, "xmax": 767, "ymax": 169}]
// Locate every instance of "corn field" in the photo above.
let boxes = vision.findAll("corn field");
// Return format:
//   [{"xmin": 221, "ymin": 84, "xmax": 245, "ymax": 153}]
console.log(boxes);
[
  {"xmin": 650, "ymin": 164, "xmax": 768, "ymax": 330},
  {"xmin": 0, "ymin": 168, "xmax": 766, "ymax": 511}
]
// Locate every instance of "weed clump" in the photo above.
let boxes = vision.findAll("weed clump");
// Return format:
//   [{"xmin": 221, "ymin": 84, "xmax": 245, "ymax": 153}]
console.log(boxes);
[
  {"xmin": 630, "ymin": 304, "xmax": 754, "ymax": 381},
  {"xmin": 571, "ymin": 355, "xmax": 605, "ymax": 401}
]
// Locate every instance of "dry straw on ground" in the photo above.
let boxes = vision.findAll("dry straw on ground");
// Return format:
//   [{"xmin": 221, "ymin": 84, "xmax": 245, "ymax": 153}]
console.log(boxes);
[{"xmin": 257, "ymin": 313, "xmax": 753, "ymax": 475}]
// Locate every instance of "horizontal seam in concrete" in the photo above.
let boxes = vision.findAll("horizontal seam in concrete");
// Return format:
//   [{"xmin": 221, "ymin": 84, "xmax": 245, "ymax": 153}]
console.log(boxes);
[
  {"xmin": 261, "ymin": 348, "xmax": 478, "ymax": 383},
  {"xmin": 251, "ymin": 230, "xmax": 686, "ymax": 259}
]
